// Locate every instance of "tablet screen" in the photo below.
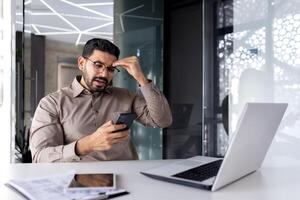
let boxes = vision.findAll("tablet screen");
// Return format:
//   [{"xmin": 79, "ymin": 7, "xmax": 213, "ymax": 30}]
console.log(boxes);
[{"xmin": 68, "ymin": 173, "xmax": 114, "ymax": 188}]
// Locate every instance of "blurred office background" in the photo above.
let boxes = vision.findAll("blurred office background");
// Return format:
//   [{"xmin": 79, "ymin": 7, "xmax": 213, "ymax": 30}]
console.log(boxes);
[{"xmin": 0, "ymin": 0, "xmax": 299, "ymax": 163}]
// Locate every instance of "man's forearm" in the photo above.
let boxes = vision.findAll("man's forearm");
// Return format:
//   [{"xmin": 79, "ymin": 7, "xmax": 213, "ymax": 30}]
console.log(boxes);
[
  {"xmin": 137, "ymin": 83, "xmax": 173, "ymax": 128},
  {"xmin": 31, "ymin": 142, "xmax": 80, "ymax": 163},
  {"xmin": 75, "ymin": 135, "xmax": 93, "ymax": 156}
]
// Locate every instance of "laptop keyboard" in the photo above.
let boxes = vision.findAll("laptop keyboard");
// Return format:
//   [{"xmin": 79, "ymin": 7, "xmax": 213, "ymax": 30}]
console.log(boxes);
[{"xmin": 172, "ymin": 159, "xmax": 223, "ymax": 182}]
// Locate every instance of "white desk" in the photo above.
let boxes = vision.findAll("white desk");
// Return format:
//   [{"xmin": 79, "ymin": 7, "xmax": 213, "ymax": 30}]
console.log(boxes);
[{"xmin": 1, "ymin": 156, "xmax": 300, "ymax": 200}]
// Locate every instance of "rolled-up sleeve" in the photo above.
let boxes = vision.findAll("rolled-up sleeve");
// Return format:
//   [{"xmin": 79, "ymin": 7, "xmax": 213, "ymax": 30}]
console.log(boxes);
[
  {"xmin": 133, "ymin": 82, "xmax": 172, "ymax": 128},
  {"xmin": 29, "ymin": 96, "xmax": 80, "ymax": 163}
]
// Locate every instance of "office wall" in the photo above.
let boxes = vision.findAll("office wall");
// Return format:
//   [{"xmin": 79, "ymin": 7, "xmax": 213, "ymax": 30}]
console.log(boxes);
[
  {"xmin": 23, "ymin": 38, "xmax": 82, "ymax": 129},
  {"xmin": 44, "ymin": 39, "xmax": 82, "ymax": 95}
]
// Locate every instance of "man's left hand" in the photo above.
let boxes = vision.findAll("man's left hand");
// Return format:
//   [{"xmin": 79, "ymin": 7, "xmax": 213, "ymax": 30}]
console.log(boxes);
[{"xmin": 113, "ymin": 56, "xmax": 148, "ymax": 86}]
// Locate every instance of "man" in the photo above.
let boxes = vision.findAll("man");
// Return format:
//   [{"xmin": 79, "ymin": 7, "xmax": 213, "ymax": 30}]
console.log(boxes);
[{"xmin": 29, "ymin": 38, "xmax": 172, "ymax": 162}]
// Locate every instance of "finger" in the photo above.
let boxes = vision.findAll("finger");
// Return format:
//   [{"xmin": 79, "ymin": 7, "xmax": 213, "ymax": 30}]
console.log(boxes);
[
  {"xmin": 109, "ymin": 131, "xmax": 129, "ymax": 140},
  {"xmin": 113, "ymin": 61, "xmax": 130, "ymax": 69},
  {"xmin": 111, "ymin": 133, "xmax": 130, "ymax": 144},
  {"xmin": 114, "ymin": 65, "xmax": 130, "ymax": 72},
  {"xmin": 112, "ymin": 58, "xmax": 127, "ymax": 66},
  {"xmin": 96, "ymin": 121, "xmax": 113, "ymax": 133},
  {"xmin": 102, "ymin": 120, "xmax": 113, "ymax": 127},
  {"xmin": 106, "ymin": 123, "xmax": 127, "ymax": 133},
  {"xmin": 113, "ymin": 56, "xmax": 138, "ymax": 67}
]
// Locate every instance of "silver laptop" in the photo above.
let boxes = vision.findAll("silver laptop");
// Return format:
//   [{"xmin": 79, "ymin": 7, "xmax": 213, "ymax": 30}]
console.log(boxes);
[{"xmin": 141, "ymin": 103, "xmax": 288, "ymax": 191}]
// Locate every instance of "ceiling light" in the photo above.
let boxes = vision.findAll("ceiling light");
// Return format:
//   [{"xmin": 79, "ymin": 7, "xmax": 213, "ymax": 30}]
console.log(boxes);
[
  {"xmin": 83, "ymin": 22, "xmax": 113, "ymax": 32},
  {"xmin": 31, "ymin": 24, "xmax": 73, "ymax": 32},
  {"xmin": 119, "ymin": 5, "xmax": 144, "ymax": 32},
  {"xmin": 60, "ymin": 0, "xmax": 113, "ymax": 20},
  {"xmin": 31, "ymin": 24, "xmax": 40, "ymax": 34},
  {"xmin": 78, "ymin": 3, "xmax": 114, "ymax": 7},
  {"xmin": 36, "ymin": 31, "xmax": 79, "ymax": 35},
  {"xmin": 75, "ymin": 33, "xmax": 82, "ymax": 45},
  {"xmin": 24, "ymin": 0, "xmax": 32, "ymax": 5},
  {"xmin": 40, "ymin": 0, "xmax": 80, "ymax": 31},
  {"xmin": 17, "ymin": 0, "xmax": 114, "ymax": 45}
]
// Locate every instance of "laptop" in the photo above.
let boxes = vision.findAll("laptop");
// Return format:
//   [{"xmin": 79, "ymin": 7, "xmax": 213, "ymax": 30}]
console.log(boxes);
[{"xmin": 141, "ymin": 103, "xmax": 288, "ymax": 191}]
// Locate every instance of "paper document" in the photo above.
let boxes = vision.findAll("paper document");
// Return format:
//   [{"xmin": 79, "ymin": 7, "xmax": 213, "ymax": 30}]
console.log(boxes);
[{"xmin": 5, "ymin": 172, "xmax": 126, "ymax": 200}]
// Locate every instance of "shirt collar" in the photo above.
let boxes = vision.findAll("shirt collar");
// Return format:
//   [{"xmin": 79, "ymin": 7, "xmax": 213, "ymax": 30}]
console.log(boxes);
[{"xmin": 71, "ymin": 76, "xmax": 112, "ymax": 98}]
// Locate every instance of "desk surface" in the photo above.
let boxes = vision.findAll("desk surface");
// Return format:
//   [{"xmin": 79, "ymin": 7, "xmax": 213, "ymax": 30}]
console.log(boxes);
[{"xmin": 1, "ymin": 156, "xmax": 300, "ymax": 200}]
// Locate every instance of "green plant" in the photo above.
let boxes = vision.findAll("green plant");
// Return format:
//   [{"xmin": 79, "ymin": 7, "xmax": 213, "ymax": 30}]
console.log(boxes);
[{"xmin": 15, "ymin": 126, "xmax": 32, "ymax": 163}]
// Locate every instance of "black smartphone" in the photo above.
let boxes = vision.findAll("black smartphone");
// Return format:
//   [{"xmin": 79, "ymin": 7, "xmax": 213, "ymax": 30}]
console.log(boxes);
[{"xmin": 115, "ymin": 113, "xmax": 137, "ymax": 131}]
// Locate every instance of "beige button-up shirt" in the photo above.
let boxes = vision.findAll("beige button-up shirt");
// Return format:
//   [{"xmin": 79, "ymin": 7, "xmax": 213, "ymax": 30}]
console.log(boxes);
[{"xmin": 30, "ymin": 76, "xmax": 172, "ymax": 163}]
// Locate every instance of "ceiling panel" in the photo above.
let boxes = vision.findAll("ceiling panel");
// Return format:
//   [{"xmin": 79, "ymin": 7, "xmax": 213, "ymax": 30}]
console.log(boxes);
[{"xmin": 16, "ymin": 0, "xmax": 114, "ymax": 45}]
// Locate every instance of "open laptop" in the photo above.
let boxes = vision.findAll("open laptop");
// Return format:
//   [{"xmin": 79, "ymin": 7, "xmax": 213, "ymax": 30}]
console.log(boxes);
[{"xmin": 141, "ymin": 103, "xmax": 288, "ymax": 191}]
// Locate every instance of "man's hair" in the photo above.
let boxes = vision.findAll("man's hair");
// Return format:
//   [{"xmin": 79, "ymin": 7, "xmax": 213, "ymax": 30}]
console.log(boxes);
[{"xmin": 82, "ymin": 38, "xmax": 120, "ymax": 59}]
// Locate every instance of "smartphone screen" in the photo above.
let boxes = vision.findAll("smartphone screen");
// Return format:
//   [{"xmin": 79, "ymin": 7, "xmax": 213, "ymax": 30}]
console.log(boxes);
[{"xmin": 68, "ymin": 173, "xmax": 115, "ymax": 189}]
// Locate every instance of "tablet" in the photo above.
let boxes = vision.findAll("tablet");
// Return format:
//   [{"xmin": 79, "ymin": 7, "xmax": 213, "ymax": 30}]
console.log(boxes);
[{"xmin": 66, "ymin": 173, "xmax": 116, "ymax": 191}]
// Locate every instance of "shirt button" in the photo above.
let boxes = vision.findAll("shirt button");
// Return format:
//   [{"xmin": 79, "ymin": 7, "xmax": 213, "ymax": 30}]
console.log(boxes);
[{"xmin": 95, "ymin": 110, "xmax": 99, "ymax": 114}]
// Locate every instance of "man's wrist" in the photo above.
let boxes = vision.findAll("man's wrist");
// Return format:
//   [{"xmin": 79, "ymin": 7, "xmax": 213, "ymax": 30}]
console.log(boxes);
[
  {"xmin": 138, "ymin": 77, "xmax": 149, "ymax": 87},
  {"xmin": 75, "ymin": 136, "xmax": 92, "ymax": 156},
  {"xmin": 137, "ymin": 76, "xmax": 149, "ymax": 87}
]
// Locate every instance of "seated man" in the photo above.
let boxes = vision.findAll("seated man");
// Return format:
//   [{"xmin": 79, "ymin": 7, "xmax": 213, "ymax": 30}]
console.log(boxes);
[{"xmin": 29, "ymin": 38, "xmax": 172, "ymax": 162}]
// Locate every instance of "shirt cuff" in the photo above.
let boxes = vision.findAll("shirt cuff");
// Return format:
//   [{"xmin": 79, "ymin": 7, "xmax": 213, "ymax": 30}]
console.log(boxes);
[
  {"xmin": 62, "ymin": 141, "xmax": 81, "ymax": 161},
  {"xmin": 139, "ymin": 81, "xmax": 160, "ymax": 98},
  {"xmin": 138, "ymin": 79, "xmax": 152, "ymax": 87}
]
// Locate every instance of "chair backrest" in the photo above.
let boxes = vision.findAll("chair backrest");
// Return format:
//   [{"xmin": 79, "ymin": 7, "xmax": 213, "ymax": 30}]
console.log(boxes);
[{"xmin": 169, "ymin": 103, "xmax": 193, "ymax": 129}]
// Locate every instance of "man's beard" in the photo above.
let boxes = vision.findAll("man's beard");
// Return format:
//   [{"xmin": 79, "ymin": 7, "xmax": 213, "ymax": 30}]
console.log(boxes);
[{"xmin": 82, "ymin": 71, "xmax": 109, "ymax": 93}]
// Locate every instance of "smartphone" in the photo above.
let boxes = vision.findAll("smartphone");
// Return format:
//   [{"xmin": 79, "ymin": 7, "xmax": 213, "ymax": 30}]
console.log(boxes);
[
  {"xmin": 115, "ymin": 113, "xmax": 137, "ymax": 131},
  {"xmin": 67, "ymin": 173, "xmax": 116, "ymax": 191}
]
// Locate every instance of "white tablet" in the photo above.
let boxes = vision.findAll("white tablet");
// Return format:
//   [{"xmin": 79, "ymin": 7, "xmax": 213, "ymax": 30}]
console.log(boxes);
[{"xmin": 66, "ymin": 173, "xmax": 116, "ymax": 191}]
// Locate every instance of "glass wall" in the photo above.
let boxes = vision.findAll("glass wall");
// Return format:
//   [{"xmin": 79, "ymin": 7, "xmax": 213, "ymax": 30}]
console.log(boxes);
[
  {"xmin": 114, "ymin": 0, "xmax": 164, "ymax": 159},
  {"xmin": 204, "ymin": 0, "xmax": 300, "ymax": 158},
  {"xmin": 14, "ymin": 0, "xmax": 164, "ymax": 162},
  {"xmin": 230, "ymin": 0, "xmax": 300, "ymax": 159},
  {"xmin": 203, "ymin": 0, "xmax": 231, "ymax": 156},
  {"xmin": 164, "ymin": 2, "xmax": 203, "ymax": 159}
]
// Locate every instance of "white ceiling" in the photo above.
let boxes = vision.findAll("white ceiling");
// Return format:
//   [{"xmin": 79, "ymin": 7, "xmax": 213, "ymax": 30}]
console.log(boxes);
[{"xmin": 16, "ymin": 0, "xmax": 114, "ymax": 45}]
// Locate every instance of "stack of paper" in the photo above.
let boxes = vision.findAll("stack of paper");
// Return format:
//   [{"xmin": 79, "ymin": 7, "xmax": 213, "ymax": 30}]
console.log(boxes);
[{"xmin": 5, "ymin": 172, "xmax": 127, "ymax": 200}]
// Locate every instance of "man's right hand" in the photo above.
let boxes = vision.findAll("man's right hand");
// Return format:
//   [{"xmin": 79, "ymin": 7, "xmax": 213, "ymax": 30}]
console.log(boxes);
[{"xmin": 75, "ymin": 121, "xmax": 130, "ymax": 156}]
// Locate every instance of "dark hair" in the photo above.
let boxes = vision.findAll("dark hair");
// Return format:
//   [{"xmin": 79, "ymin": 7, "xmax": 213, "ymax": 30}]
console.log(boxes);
[{"xmin": 82, "ymin": 38, "xmax": 120, "ymax": 59}]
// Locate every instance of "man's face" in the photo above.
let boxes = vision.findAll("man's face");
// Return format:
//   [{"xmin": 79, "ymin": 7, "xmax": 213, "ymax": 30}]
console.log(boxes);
[{"xmin": 78, "ymin": 50, "xmax": 117, "ymax": 92}]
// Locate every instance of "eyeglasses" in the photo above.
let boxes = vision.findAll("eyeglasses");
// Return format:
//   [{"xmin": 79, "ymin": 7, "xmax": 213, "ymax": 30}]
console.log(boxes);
[{"xmin": 84, "ymin": 57, "xmax": 120, "ymax": 75}]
